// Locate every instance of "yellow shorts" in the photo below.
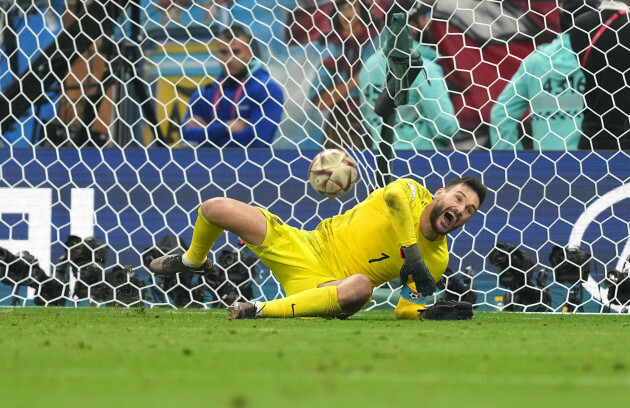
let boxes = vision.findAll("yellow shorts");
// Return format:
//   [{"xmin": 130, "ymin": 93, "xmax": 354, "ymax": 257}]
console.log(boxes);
[{"xmin": 246, "ymin": 208, "xmax": 347, "ymax": 296}]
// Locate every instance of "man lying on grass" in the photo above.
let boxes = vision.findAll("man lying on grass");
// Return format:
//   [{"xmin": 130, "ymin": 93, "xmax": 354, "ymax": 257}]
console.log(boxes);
[{"xmin": 150, "ymin": 176, "xmax": 488, "ymax": 321}]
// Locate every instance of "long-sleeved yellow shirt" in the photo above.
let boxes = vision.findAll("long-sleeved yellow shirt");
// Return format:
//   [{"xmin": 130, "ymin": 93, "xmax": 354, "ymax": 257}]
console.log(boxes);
[{"xmin": 314, "ymin": 178, "xmax": 449, "ymax": 288}]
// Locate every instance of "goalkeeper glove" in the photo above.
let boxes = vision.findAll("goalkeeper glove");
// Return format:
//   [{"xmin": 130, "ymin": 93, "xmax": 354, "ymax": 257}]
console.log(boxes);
[
  {"xmin": 419, "ymin": 300, "xmax": 474, "ymax": 321},
  {"xmin": 400, "ymin": 244, "xmax": 436, "ymax": 297}
]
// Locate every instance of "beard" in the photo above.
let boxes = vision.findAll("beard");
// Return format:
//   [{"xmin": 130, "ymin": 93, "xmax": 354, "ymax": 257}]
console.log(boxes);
[{"xmin": 430, "ymin": 201, "xmax": 459, "ymax": 236}]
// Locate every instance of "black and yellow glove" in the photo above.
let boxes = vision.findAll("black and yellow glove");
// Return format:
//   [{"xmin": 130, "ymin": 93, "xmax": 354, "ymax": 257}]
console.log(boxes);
[
  {"xmin": 399, "ymin": 244, "xmax": 436, "ymax": 297},
  {"xmin": 419, "ymin": 300, "xmax": 474, "ymax": 321}
]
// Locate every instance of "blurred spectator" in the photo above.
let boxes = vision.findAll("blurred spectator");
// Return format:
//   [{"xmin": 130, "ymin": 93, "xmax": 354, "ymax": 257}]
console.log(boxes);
[
  {"xmin": 146, "ymin": 0, "xmax": 228, "ymax": 33},
  {"xmin": 359, "ymin": 0, "xmax": 458, "ymax": 150},
  {"xmin": 309, "ymin": 0, "xmax": 382, "ymax": 149},
  {"xmin": 157, "ymin": 0, "xmax": 192, "ymax": 24},
  {"xmin": 203, "ymin": 0, "xmax": 234, "ymax": 30},
  {"xmin": 228, "ymin": 0, "xmax": 299, "ymax": 62},
  {"xmin": 430, "ymin": 0, "xmax": 562, "ymax": 149},
  {"xmin": 181, "ymin": 25, "xmax": 284, "ymax": 148},
  {"xmin": 286, "ymin": 0, "xmax": 387, "ymax": 45},
  {"xmin": 569, "ymin": 0, "xmax": 630, "ymax": 150},
  {"xmin": 152, "ymin": 0, "xmax": 234, "ymax": 33},
  {"xmin": 0, "ymin": 0, "xmax": 64, "ymax": 147},
  {"xmin": 285, "ymin": 0, "xmax": 334, "ymax": 45},
  {"xmin": 490, "ymin": 0, "xmax": 598, "ymax": 151}
]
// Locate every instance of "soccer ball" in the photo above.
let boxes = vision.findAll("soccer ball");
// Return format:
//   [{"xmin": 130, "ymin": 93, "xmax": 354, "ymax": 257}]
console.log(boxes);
[{"xmin": 308, "ymin": 149, "xmax": 358, "ymax": 198}]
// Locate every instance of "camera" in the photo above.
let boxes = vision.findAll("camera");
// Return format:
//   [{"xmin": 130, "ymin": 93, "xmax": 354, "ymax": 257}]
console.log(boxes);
[
  {"xmin": 0, "ymin": 247, "xmax": 32, "ymax": 286},
  {"xmin": 143, "ymin": 233, "xmax": 206, "ymax": 308},
  {"xmin": 0, "ymin": 247, "xmax": 66, "ymax": 305},
  {"xmin": 488, "ymin": 243, "xmax": 552, "ymax": 312},
  {"xmin": 488, "ymin": 243, "xmax": 536, "ymax": 289},
  {"xmin": 604, "ymin": 255, "xmax": 630, "ymax": 307},
  {"xmin": 63, "ymin": 235, "xmax": 108, "ymax": 269},
  {"xmin": 73, "ymin": 263, "xmax": 106, "ymax": 301},
  {"xmin": 144, "ymin": 234, "xmax": 259, "ymax": 308},
  {"xmin": 204, "ymin": 242, "xmax": 258, "ymax": 307},
  {"xmin": 107, "ymin": 265, "xmax": 145, "ymax": 306},
  {"xmin": 548, "ymin": 245, "xmax": 591, "ymax": 312},
  {"xmin": 86, "ymin": 265, "xmax": 145, "ymax": 306},
  {"xmin": 18, "ymin": 250, "xmax": 66, "ymax": 306},
  {"xmin": 437, "ymin": 266, "xmax": 477, "ymax": 305},
  {"xmin": 500, "ymin": 267, "xmax": 552, "ymax": 312},
  {"xmin": 57, "ymin": 235, "xmax": 108, "ymax": 301},
  {"xmin": 58, "ymin": 235, "xmax": 145, "ymax": 305},
  {"xmin": 548, "ymin": 245, "xmax": 591, "ymax": 284}
]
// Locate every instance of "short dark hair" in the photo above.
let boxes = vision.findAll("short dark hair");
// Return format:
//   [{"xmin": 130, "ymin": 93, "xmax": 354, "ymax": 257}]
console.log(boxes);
[
  {"xmin": 445, "ymin": 176, "xmax": 488, "ymax": 207},
  {"xmin": 218, "ymin": 24, "xmax": 253, "ymax": 43}
]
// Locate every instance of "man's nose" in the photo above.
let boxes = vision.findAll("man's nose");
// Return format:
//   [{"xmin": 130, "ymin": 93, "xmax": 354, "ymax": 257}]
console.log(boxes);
[{"xmin": 455, "ymin": 202, "xmax": 465, "ymax": 214}]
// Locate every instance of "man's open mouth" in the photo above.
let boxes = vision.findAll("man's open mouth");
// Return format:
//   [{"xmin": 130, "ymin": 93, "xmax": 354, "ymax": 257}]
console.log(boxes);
[{"xmin": 442, "ymin": 210, "xmax": 457, "ymax": 227}]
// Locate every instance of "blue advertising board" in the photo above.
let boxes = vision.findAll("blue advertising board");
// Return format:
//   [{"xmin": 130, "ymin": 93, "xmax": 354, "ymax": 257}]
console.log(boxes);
[{"xmin": 0, "ymin": 148, "xmax": 629, "ymax": 310}]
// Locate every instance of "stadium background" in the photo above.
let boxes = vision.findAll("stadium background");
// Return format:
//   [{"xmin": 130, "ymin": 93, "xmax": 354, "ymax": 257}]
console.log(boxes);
[{"xmin": 1, "ymin": 149, "xmax": 629, "ymax": 311}]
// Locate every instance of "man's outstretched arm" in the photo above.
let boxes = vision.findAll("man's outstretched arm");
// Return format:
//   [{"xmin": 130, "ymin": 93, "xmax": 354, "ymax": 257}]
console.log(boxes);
[
  {"xmin": 383, "ymin": 181, "xmax": 436, "ymax": 297},
  {"xmin": 383, "ymin": 181, "xmax": 417, "ymax": 247}
]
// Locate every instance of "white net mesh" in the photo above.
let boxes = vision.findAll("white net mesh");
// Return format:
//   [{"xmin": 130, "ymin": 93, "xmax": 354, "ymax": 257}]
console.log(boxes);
[{"xmin": 0, "ymin": 0, "xmax": 629, "ymax": 313}]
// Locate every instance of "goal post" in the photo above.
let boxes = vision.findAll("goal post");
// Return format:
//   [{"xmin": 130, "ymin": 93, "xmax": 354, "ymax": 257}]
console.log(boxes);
[{"xmin": 0, "ymin": 0, "xmax": 629, "ymax": 313}]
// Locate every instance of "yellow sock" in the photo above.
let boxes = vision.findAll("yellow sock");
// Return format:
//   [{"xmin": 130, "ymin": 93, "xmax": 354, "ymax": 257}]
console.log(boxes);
[
  {"xmin": 260, "ymin": 286, "xmax": 342, "ymax": 318},
  {"xmin": 186, "ymin": 205, "xmax": 223, "ymax": 264}
]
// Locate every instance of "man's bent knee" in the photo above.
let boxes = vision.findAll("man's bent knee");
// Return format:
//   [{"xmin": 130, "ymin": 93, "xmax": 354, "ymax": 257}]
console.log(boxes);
[
  {"xmin": 200, "ymin": 198, "xmax": 229, "ymax": 223},
  {"xmin": 200, "ymin": 198, "xmax": 267, "ymax": 246},
  {"xmin": 336, "ymin": 274, "xmax": 373, "ymax": 314}
]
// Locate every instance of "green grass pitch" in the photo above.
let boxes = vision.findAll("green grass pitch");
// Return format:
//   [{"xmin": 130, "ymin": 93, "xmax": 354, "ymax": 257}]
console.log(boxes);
[{"xmin": 1, "ymin": 308, "xmax": 628, "ymax": 408}]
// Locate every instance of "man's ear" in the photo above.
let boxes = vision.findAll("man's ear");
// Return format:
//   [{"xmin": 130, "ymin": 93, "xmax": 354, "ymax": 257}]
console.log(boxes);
[{"xmin": 434, "ymin": 188, "xmax": 445, "ymax": 201}]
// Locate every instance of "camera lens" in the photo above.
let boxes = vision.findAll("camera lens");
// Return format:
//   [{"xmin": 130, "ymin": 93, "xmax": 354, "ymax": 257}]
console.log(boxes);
[
  {"xmin": 221, "ymin": 253, "xmax": 236, "ymax": 267},
  {"xmin": 607, "ymin": 269, "xmax": 620, "ymax": 284}
]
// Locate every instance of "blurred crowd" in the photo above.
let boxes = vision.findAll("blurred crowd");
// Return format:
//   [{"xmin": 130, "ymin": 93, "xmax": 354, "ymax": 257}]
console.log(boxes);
[{"xmin": 0, "ymin": 0, "xmax": 628, "ymax": 150}]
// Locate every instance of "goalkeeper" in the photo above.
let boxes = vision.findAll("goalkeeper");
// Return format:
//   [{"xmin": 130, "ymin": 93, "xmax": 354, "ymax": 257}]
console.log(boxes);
[{"xmin": 149, "ymin": 176, "xmax": 487, "ymax": 320}]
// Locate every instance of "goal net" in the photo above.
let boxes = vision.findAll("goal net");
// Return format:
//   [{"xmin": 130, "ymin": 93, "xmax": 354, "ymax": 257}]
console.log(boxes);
[{"xmin": 0, "ymin": 0, "xmax": 629, "ymax": 313}]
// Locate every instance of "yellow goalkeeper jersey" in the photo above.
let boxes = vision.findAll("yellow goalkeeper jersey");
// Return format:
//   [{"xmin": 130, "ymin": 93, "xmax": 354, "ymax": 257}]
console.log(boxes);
[{"xmin": 315, "ymin": 178, "xmax": 449, "ymax": 289}]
